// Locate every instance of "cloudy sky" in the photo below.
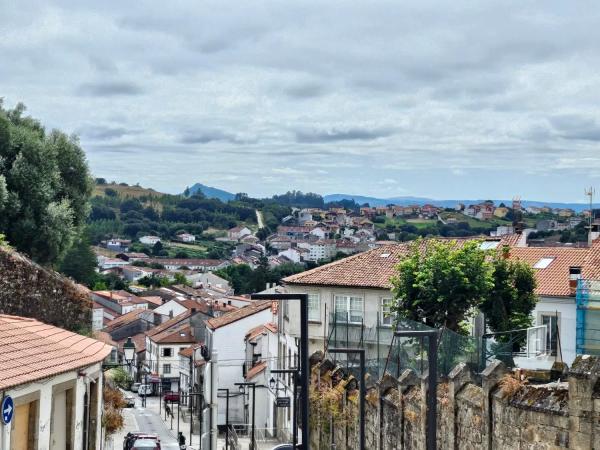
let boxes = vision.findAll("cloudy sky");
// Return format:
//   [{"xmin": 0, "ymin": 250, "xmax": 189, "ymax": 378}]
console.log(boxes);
[{"xmin": 2, "ymin": 1, "xmax": 600, "ymax": 202}]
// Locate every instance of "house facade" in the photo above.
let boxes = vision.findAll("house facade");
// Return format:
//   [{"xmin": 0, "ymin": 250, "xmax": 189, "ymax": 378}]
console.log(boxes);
[{"xmin": 0, "ymin": 315, "xmax": 112, "ymax": 450}]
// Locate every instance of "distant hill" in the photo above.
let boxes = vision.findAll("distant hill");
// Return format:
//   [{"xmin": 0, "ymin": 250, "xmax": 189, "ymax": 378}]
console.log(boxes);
[
  {"xmin": 94, "ymin": 183, "xmax": 166, "ymax": 199},
  {"xmin": 186, "ymin": 183, "xmax": 235, "ymax": 202},
  {"xmin": 323, "ymin": 194, "xmax": 589, "ymax": 212}
]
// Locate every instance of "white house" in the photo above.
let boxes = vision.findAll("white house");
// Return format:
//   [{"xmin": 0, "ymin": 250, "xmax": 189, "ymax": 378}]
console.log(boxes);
[
  {"xmin": 146, "ymin": 258, "xmax": 229, "ymax": 272},
  {"xmin": 206, "ymin": 301, "xmax": 274, "ymax": 425},
  {"xmin": 282, "ymin": 236, "xmax": 589, "ymax": 367},
  {"xmin": 0, "ymin": 315, "xmax": 111, "ymax": 450},
  {"xmin": 91, "ymin": 290, "xmax": 149, "ymax": 315},
  {"xmin": 92, "ymin": 302, "xmax": 105, "ymax": 331},
  {"xmin": 177, "ymin": 233, "xmax": 196, "ymax": 243},
  {"xmin": 278, "ymin": 247, "xmax": 307, "ymax": 264},
  {"xmin": 297, "ymin": 240, "xmax": 336, "ymax": 262},
  {"xmin": 97, "ymin": 256, "xmax": 130, "ymax": 270},
  {"xmin": 228, "ymin": 226, "xmax": 252, "ymax": 241},
  {"xmin": 153, "ymin": 298, "xmax": 190, "ymax": 321},
  {"xmin": 140, "ymin": 235, "xmax": 161, "ymax": 245},
  {"xmin": 309, "ymin": 227, "xmax": 327, "ymax": 239}
]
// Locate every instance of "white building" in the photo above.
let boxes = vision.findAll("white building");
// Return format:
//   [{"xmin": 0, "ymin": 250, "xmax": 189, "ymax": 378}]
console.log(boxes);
[
  {"xmin": 297, "ymin": 240, "xmax": 336, "ymax": 262},
  {"xmin": 228, "ymin": 226, "xmax": 252, "ymax": 241},
  {"xmin": 177, "ymin": 233, "xmax": 196, "ymax": 243},
  {"xmin": 140, "ymin": 235, "xmax": 161, "ymax": 245},
  {"xmin": 206, "ymin": 301, "xmax": 274, "ymax": 425},
  {"xmin": 97, "ymin": 256, "xmax": 130, "ymax": 270},
  {"xmin": 0, "ymin": 315, "xmax": 111, "ymax": 450}
]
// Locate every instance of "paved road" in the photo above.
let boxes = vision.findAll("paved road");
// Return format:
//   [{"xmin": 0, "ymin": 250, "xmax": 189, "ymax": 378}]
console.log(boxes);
[
  {"xmin": 125, "ymin": 396, "xmax": 181, "ymax": 449},
  {"xmin": 256, "ymin": 209, "xmax": 265, "ymax": 229}
]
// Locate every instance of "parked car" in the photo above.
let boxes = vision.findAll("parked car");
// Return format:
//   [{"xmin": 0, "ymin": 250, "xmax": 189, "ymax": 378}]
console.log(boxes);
[
  {"xmin": 270, "ymin": 445, "xmax": 293, "ymax": 450},
  {"xmin": 163, "ymin": 391, "xmax": 180, "ymax": 403},
  {"xmin": 132, "ymin": 439, "xmax": 160, "ymax": 450},
  {"xmin": 124, "ymin": 394, "xmax": 135, "ymax": 408},
  {"xmin": 131, "ymin": 382, "xmax": 141, "ymax": 393},
  {"xmin": 138, "ymin": 384, "xmax": 153, "ymax": 396},
  {"xmin": 124, "ymin": 433, "xmax": 160, "ymax": 450}
]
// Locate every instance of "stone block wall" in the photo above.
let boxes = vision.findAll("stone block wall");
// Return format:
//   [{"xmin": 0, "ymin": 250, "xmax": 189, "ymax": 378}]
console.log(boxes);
[
  {"xmin": 0, "ymin": 246, "xmax": 91, "ymax": 332},
  {"xmin": 310, "ymin": 355, "xmax": 600, "ymax": 450}
]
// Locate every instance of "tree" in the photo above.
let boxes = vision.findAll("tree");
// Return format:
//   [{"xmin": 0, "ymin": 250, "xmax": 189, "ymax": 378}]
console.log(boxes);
[
  {"xmin": 152, "ymin": 241, "xmax": 163, "ymax": 255},
  {"xmin": 390, "ymin": 239, "xmax": 492, "ymax": 332},
  {"xmin": 0, "ymin": 102, "xmax": 93, "ymax": 265},
  {"xmin": 58, "ymin": 235, "xmax": 98, "ymax": 286},
  {"xmin": 479, "ymin": 256, "xmax": 537, "ymax": 334}
]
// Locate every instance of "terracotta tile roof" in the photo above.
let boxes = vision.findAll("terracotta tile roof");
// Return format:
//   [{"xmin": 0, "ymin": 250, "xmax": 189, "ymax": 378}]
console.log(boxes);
[
  {"xmin": 179, "ymin": 343, "xmax": 203, "ymax": 357},
  {"xmin": 245, "ymin": 361, "xmax": 267, "ymax": 380},
  {"xmin": 102, "ymin": 309, "xmax": 152, "ymax": 333},
  {"xmin": 283, "ymin": 242, "xmax": 413, "ymax": 289},
  {"xmin": 93, "ymin": 290, "xmax": 148, "ymax": 305},
  {"xmin": 284, "ymin": 237, "xmax": 600, "ymax": 297},
  {"xmin": 206, "ymin": 301, "xmax": 273, "ymax": 330},
  {"xmin": 509, "ymin": 247, "xmax": 589, "ymax": 297},
  {"xmin": 245, "ymin": 322, "xmax": 278, "ymax": 342},
  {"xmin": 93, "ymin": 331, "xmax": 117, "ymax": 347},
  {"xmin": 0, "ymin": 315, "xmax": 113, "ymax": 390},
  {"xmin": 146, "ymin": 311, "xmax": 192, "ymax": 338},
  {"xmin": 146, "ymin": 258, "xmax": 227, "ymax": 267},
  {"xmin": 140, "ymin": 296, "xmax": 163, "ymax": 307},
  {"xmin": 151, "ymin": 324, "xmax": 196, "ymax": 344}
]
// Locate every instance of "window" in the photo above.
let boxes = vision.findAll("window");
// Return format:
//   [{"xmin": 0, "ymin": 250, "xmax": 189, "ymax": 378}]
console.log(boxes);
[
  {"xmin": 163, "ymin": 364, "xmax": 171, "ymax": 374},
  {"xmin": 380, "ymin": 298, "xmax": 395, "ymax": 326},
  {"xmin": 569, "ymin": 266, "xmax": 582, "ymax": 280},
  {"xmin": 534, "ymin": 257, "xmax": 555, "ymax": 269},
  {"xmin": 479, "ymin": 241, "xmax": 500, "ymax": 250},
  {"xmin": 334, "ymin": 295, "xmax": 364, "ymax": 323},
  {"xmin": 308, "ymin": 293, "xmax": 320, "ymax": 321},
  {"xmin": 541, "ymin": 314, "xmax": 559, "ymax": 356},
  {"xmin": 162, "ymin": 348, "xmax": 172, "ymax": 357}
]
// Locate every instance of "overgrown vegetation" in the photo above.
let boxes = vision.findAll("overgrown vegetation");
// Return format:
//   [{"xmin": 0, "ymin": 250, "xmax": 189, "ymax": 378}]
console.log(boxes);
[
  {"xmin": 102, "ymin": 385, "xmax": 126, "ymax": 435},
  {"xmin": 0, "ymin": 101, "xmax": 93, "ymax": 265}
]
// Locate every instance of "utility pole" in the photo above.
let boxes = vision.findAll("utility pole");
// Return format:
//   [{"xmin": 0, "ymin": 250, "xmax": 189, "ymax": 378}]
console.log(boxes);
[{"xmin": 586, "ymin": 187, "xmax": 595, "ymax": 246}]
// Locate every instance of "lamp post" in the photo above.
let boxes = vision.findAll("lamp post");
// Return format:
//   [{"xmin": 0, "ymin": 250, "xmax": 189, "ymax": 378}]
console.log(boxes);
[
  {"xmin": 394, "ymin": 330, "xmax": 439, "ymax": 450},
  {"xmin": 235, "ymin": 382, "xmax": 259, "ymax": 450},
  {"xmin": 251, "ymin": 293, "xmax": 309, "ymax": 450},
  {"xmin": 328, "ymin": 348, "xmax": 366, "ymax": 450},
  {"xmin": 218, "ymin": 388, "xmax": 230, "ymax": 450},
  {"xmin": 271, "ymin": 368, "xmax": 299, "ymax": 449}
]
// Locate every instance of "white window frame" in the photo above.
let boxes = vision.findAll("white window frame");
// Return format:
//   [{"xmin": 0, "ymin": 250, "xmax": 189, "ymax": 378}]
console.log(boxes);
[
  {"xmin": 308, "ymin": 293, "xmax": 321, "ymax": 322},
  {"xmin": 380, "ymin": 298, "xmax": 395, "ymax": 327},
  {"xmin": 163, "ymin": 363, "xmax": 171, "ymax": 374},
  {"xmin": 334, "ymin": 295, "xmax": 364, "ymax": 324}
]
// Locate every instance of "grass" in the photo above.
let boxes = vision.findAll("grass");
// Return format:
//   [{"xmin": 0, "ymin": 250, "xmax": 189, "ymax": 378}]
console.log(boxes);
[{"xmin": 94, "ymin": 183, "xmax": 167, "ymax": 199}]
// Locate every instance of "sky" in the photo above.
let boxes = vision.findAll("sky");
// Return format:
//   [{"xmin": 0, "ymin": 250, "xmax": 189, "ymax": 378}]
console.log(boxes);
[{"xmin": 2, "ymin": 1, "xmax": 600, "ymax": 202}]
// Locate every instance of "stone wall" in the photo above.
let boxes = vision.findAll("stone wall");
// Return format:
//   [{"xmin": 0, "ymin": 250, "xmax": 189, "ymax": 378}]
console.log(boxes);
[
  {"xmin": 0, "ymin": 246, "xmax": 91, "ymax": 332},
  {"xmin": 310, "ymin": 354, "xmax": 600, "ymax": 449}
]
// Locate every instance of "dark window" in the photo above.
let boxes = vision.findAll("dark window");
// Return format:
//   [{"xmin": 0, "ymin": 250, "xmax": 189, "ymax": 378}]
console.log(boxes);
[{"xmin": 162, "ymin": 348, "xmax": 172, "ymax": 357}]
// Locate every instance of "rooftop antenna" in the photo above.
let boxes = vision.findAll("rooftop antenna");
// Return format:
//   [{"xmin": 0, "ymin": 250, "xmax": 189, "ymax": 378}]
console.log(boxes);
[{"xmin": 585, "ymin": 187, "xmax": 595, "ymax": 246}]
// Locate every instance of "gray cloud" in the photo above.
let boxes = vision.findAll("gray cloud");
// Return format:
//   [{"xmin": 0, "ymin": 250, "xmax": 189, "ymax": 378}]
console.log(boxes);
[
  {"xmin": 549, "ymin": 115, "xmax": 600, "ymax": 142},
  {"xmin": 180, "ymin": 130, "xmax": 246, "ymax": 145},
  {"xmin": 295, "ymin": 127, "xmax": 394, "ymax": 143},
  {"xmin": 77, "ymin": 125, "xmax": 136, "ymax": 140},
  {"xmin": 4, "ymin": 1, "xmax": 600, "ymax": 201},
  {"xmin": 77, "ymin": 81, "xmax": 144, "ymax": 97}
]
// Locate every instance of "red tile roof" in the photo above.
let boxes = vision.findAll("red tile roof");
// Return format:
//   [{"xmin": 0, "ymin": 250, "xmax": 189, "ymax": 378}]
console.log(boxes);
[
  {"xmin": 245, "ymin": 361, "xmax": 267, "ymax": 380},
  {"xmin": 245, "ymin": 323, "xmax": 278, "ymax": 342},
  {"xmin": 117, "ymin": 333, "xmax": 146, "ymax": 353},
  {"xmin": 283, "ymin": 237, "xmax": 600, "ymax": 297},
  {"xmin": 151, "ymin": 324, "xmax": 196, "ymax": 344},
  {"xmin": 103, "ymin": 309, "xmax": 151, "ymax": 333},
  {"xmin": 0, "ymin": 315, "xmax": 113, "ymax": 390},
  {"xmin": 206, "ymin": 301, "xmax": 273, "ymax": 330}
]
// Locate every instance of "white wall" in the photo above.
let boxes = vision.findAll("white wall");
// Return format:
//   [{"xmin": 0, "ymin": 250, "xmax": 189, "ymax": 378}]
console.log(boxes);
[
  {"xmin": 211, "ymin": 308, "xmax": 273, "ymax": 424},
  {"xmin": 154, "ymin": 299, "xmax": 188, "ymax": 319},
  {"xmin": 533, "ymin": 296, "xmax": 577, "ymax": 366}
]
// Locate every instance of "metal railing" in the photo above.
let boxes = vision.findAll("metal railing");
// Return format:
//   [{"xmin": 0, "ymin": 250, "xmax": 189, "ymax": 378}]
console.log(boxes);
[{"xmin": 481, "ymin": 325, "xmax": 547, "ymax": 368}]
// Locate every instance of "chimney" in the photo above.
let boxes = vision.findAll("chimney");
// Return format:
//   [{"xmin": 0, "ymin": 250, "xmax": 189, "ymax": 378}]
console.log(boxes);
[{"xmin": 502, "ymin": 245, "xmax": 510, "ymax": 259}]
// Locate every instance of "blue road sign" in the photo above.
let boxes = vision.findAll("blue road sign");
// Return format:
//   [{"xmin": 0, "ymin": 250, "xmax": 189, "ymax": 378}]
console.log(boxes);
[{"xmin": 1, "ymin": 396, "xmax": 13, "ymax": 425}]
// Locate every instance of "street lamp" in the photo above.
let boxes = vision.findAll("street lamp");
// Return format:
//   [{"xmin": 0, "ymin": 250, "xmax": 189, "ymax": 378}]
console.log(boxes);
[
  {"xmin": 218, "ymin": 388, "xmax": 230, "ymax": 450},
  {"xmin": 328, "ymin": 348, "xmax": 365, "ymax": 450},
  {"xmin": 235, "ymin": 382, "xmax": 258, "ymax": 450},
  {"xmin": 123, "ymin": 336, "xmax": 136, "ymax": 364},
  {"xmin": 250, "ymin": 293, "xmax": 309, "ymax": 450}
]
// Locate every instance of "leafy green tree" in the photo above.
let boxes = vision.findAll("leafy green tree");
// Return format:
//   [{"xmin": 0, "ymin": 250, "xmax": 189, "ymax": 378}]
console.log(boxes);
[
  {"xmin": 391, "ymin": 239, "xmax": 492, "ymax": 332},
  {"xmin": 479, "ymin": 256, "xmax": 537, "ymax": 334},
  {"xmin": 58, "ymin": 235, "xmax": 98, "ymax": 286},
  {"xmin": 152, "ymin": 241, "xmax": 163, "ymax": 255},
  {"xmin": 174, "ymin": 272, "xmax": 190, "ymax": 286},
  {"xmin": 0, "ymin": 102, "xmax": 92, "ymax": 264}
]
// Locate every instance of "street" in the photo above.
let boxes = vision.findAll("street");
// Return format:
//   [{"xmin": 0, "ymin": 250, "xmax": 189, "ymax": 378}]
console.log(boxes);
[{"xmin": 110, "ymin": 395, "xmax": 181, "ymax": 450}]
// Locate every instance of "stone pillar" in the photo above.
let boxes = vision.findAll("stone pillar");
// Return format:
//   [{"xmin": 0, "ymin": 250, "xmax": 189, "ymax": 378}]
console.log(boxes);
[
  {"xmin": 419, "ymin": 370, "xmax": 429, "ymax": 448},
  {"xmin": 37, "ymin": 383, "xmax": 53, "ymax": 450},
  {"xmin": 567, "ymin": 355, "xmax": 599, "ymax": 449},
  {"xmin": 447, "ymin": 362, "xmax": 475, "ymax": 449},
  {"xmin": 480, "ymin": 360, "xmax": 507, "ymax": 450},
  {"xmin": 397, "ymin": 369, "xmax": 419, "ymax": 450}
]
